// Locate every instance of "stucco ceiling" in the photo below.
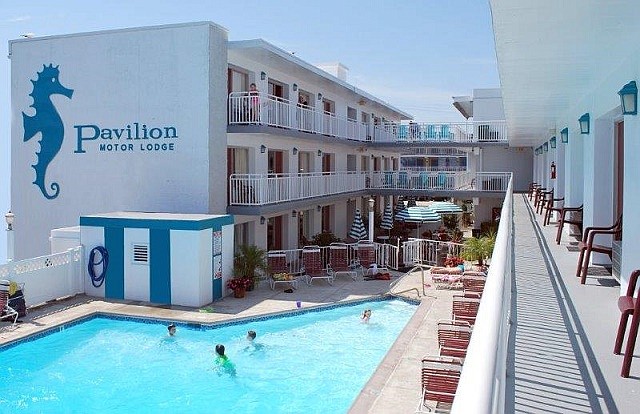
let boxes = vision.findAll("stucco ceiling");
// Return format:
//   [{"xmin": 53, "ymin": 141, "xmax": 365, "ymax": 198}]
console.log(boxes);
[{"xmin": 490, "ymin": 0, "xmax": 640, "ymax": 146}]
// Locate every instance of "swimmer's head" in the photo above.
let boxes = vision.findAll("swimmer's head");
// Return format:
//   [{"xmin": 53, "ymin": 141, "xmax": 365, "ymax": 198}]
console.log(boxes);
[
  {"xmin": 167, "ymin": 324, "xmax": 176, "ymax": 336},
  {"xmin": 247, "ymin": 330, "xmax": 257, "ymax": 341},
  {"xmin": 215, "ymin": 344, "xmax": 225, "ymax": 356}
]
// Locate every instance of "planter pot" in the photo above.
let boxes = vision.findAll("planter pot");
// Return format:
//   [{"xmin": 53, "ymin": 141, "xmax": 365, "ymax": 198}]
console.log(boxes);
[{"xmin": 233, "ymin": 287, "xmax": 246, "ymax": 298}]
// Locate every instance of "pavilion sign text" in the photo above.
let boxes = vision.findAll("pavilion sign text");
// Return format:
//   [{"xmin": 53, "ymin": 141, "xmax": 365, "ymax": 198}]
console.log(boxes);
[{"xmin": 73, "ymin": 122, "xmax": 179, "ymax": 153}]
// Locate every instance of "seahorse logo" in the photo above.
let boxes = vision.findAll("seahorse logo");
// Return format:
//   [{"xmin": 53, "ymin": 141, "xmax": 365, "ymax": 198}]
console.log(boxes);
[{"xmin": 22, "ymin": 64, "xmax": 74, "ymax": 200}]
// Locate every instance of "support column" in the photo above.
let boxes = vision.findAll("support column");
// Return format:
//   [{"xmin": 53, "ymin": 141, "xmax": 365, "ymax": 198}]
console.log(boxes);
[
  {"xmin": 565, "ymin": 130, "xmax": 584, "ymax": 207},
  {"xmin": 252, "ymin": 220, "xmax": 267, "ymax": 251},
  {"xmin": 333, "ymin": 200, "xmax": 348, "ymax": 240},
  {"xmin": 621, "ymin": 115, "xmax": 640, "ymax": 293}
]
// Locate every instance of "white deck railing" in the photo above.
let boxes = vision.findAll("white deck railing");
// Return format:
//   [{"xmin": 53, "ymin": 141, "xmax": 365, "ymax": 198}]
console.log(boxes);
[
  {"xmin": 228, "ymin": 92, "xmax": 507, "ymax": 143},
  {"xmin": 0, "ymin": 247, "xmax": 84, "ymax": 307},
  {"xmin": 266, "ymin": 242, "xmax": 399, "ymax": 273},
  {"xmin": 229, "ymin": 171, "xmax": 511, "ymax": 205},
  {"xmin": 451, "ymin": 175, "xmax": 514, "ymax": 413},
  {"xmin": 402, "ymin": 239, "xmax": 464, "ymax": 265},
  {"xmin": 399, "ymin": 166, "xmax": 468, "ymax": 172}
]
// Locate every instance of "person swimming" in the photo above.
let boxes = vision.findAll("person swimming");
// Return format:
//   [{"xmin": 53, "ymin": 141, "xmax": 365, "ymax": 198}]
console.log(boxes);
[
  {"xmin": 167, "ymin": 324, "xmax": 177, "ymax": 336},
  {"xmin": 215, "ymin": 344, "xmax": 236, "ymax": 376},
  {"xmin": 361, "ymin": 309, "xmax": 372, "ymax": 323}
]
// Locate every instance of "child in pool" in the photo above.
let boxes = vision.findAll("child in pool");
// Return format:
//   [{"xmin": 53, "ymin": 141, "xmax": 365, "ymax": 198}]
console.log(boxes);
[
  {"xmin": 361, "ymin": 309, "xmax": 372, "ymax": 323},
  {"xmin": 215, "ymin": 344, "xmax": 236, "ymax": 376}
]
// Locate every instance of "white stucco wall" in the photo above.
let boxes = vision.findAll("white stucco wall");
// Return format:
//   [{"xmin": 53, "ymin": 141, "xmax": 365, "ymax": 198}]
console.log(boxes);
[
  {"xmin": 481, "ymin": 147, "xmax": 533, "ymax": 192},
  {"xmin": 10, "ymin": 22, "xmax": 228, "ymax": 260}
]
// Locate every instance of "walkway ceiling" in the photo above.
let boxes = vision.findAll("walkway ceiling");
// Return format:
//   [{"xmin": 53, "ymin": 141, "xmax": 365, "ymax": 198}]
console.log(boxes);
[{"xmin": 490, "ymin": 0, "xmax": 640, "ymax": 146}]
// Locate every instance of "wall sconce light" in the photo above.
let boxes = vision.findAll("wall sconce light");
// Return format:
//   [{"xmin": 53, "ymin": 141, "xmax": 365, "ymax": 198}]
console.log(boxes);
[
  {"xmin": 292, "ymin": 210, "xmax": 297, "ymax": 218},
  {"xmin": 293, "ymin": 83, "xmax": 298, "ymax": 91},
  {"xmin": 317, "ymin": 92, "xmax": 323, "ymax": 101},
  {"xmin": 371, "ymin": 154, "xmax": 375, "ymax": 159},
  {"xmin": 317, "ymin": 205, "xmax": 322, "ymax": 212},
  {"xmin": 260, "ymin": 71, "xmax": 266, "ymax": 81},
  {"xmin": 560, "ymin": 127, "xmax": 569, "ymax": 143},
  {"xmin": 579, "ymin": 113, "xmax": 590, "ymax": 134},
  {"xmin": 543, "ymin": 142, "xmax": 548, "ymax": 152},
  {"xmin": 5, "ymin": 210, "xmax": 14, "ymax": 231},
  {"xmin": 550, "ymin": 136, "xmax": 557, "ymax": 149},
  {"xmin": 618, "ymin": 80, "xmax": 637, "ymax": 115},
  {"xmin": 260, "ymin": 216, "xmax": 266, "ymax": 225},
  {"xmin": 292, "ymin": 147, "xmax": 298, "ymax": 155},
  {"xmin": 260, "ymin": 144, "xmax": 266, "ymax": 154},
  {"xmin": 317, "ymin": 149, "xmax": 322, "ymax": 157}
]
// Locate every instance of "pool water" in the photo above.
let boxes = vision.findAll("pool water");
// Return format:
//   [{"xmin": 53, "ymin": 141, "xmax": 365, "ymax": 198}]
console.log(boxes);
[{"xmin": 0, "ymin": 299, "xmax": 417, "ymax": 413}]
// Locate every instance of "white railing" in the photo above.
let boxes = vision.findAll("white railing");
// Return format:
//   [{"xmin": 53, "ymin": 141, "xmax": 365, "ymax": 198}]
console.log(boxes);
[
  {"xmin": 399, "ymin": 166, "xmax": 468, "ymax": 172},
  {"xmin": 402, "ymin": 239, "xmax": 464, "ymax": 266},
  {"xmin": 229, "ymin": 171, "xmax": 511, "ymax": 205},
  {"xmin": 229, "ymin": 171, "xmax": 367, "ymax": 205},
  {"xmin": 0, "ymin": 246, "xmax": 84, "ymax": 307},
  {"xmin": 228, "ymin": 92, "xmax": 507, "ymax": 143},
  {"xmin": 267, "ymin": 242, "xmax": 399, "ymax": 273},
  {"xmin": 451, "ymin": 176, "xmax": 514, "ymax": 413}
]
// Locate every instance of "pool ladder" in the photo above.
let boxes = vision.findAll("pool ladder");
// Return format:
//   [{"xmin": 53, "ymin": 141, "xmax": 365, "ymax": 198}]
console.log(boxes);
[{"xmin": 389, "ymin": 264, "xmax": 432, "ymax": 299}]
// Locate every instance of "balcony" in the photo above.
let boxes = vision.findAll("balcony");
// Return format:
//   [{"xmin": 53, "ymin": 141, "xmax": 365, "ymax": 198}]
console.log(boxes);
[
  {"xmin": 228, "ymin": 171, "xmax": 511, "ymax": 210},
  {"xmin": 228, "ymin": 92, "xmax": 507, "ymax": 144}
]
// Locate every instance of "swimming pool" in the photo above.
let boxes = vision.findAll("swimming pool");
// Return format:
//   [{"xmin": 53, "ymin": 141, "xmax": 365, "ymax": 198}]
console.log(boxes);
[{"xmin": 0, "ymin": 298, "xmax": 417, "ymax": 413}]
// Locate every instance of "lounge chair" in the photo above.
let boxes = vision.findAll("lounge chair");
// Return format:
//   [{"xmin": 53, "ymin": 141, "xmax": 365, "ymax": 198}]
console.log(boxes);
[
  {"xmin": 431, "ymin": 267, "xmax": 463, "ymax": 290},
  {"xmin": 452, "ymin": 295, "xmax": 480, "ymax": 326},
  {"xmin": 614, "ymin": 269, "xmax": 640, "ymax": 377},
  {"xmin": 328, "ymin": 243, "xmax": 357, "ymax": 281},
  {"xmin": 354, "ymin": 242, "xmax": 378, "ymax": 277},
  {"xmin": 0, "ymin": 280, "xmax": 19, "ymax": 325},
  {"xmin": 302, "ymin": 246, "xmax": 334, "ymax": 286},
  {"xmin": 576, "ymin": 215, "xmax": 622, "ymax": 284},
  {"xmin": 417, "ymin": 356, "xmax": 463, "ymax": 413},
  {"xmin": 438, "ymin": 320, "xmax": 472, "ymax": 360},
  {"xmin": 267, "ymin": 251, "xmax": 298, "ymax": 290},
  {"xmin": 462, "ymin": 274, "xmax": 486, "ymax": 298}
]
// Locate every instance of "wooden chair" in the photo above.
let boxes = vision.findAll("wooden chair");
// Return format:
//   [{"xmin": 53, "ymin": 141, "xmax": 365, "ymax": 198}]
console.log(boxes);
[
  {"xmin": 418, "ymin": 356, "xmax": 463, "ymax": 413},
  {"xmin": 544, "ymin": 191, "xmax": 564, "ymax": 226},
  {"xmin": 576, "ymin": 215, "xmax": 622, "ymax": 284},
  {"xmin": 555, "ymin": 204, "xmax": 583, "ymax": 244},
  {"xmin": 614, "ymin": 269, "xmax": 640, "ymax": 377}
]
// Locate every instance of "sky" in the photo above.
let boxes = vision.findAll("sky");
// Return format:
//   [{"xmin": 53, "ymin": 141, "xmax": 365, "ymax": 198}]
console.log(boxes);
[{"xmin": 0, "ymin": 0, "xmax": 499, "ymax": 263}]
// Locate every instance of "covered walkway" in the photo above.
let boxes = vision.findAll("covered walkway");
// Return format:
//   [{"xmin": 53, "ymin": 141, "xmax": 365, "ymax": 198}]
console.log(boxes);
[{"xmin": 507, "ymin": 194, "xmax": 638, "ymax": 413}]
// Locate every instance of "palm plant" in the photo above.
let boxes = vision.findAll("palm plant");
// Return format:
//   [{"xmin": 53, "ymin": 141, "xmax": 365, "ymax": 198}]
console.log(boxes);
[
  {"xmin": 233, "ymin": 244, "xmax": 268, "ymax": 287},
  {"xmin": 461, "ymin": 235, "xmax": 495, "ymax": 266}
]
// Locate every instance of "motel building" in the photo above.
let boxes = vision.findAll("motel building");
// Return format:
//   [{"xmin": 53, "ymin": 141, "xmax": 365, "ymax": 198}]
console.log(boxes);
[{"xmin": 8, "ymin": 21, "xmax": 529, "ymax": 269}]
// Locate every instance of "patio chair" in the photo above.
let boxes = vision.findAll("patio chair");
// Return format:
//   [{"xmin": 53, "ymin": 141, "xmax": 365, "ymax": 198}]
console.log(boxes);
[
  {"xmin": 614, "ymin": 269, "xmax": 640, "ymax": 377},
  {"xmin": 302, "ymin": 246, "xmax": 334, "ymax": 286},
  {"xmin": 328, "ymin": 243, "xmax": 357, "ymax": 281},
  {"xmin": 576, "ymin": 215, "xmax": 622, "ymax": 284},
  {"xmin": 533, "ymin": 187, "xmax": 546, "ymax": 210},
  {"xmin": 528, "ymin": 182, "xmax": 538, "ymax": 200},
  {"xmin": 555, "ymin": 204, "xmax": 583, "ymax": 244},
  {"xmin": 462, "ymin": 274, "xmax": 486, "ymax": 297},
  {"xmin": 536, "ymin": 189, "xmax": 554, "ymax": 215},
  {"xmin": 452, "ymin": 295, "xmax": 480, "ymax": 326},
  {"xmin": 0, "ymin": 280, "xmax": 19, "ymax": 325},
  {"xmin": 438, "ymin": 320, "xmax": 472, "ymax": 360},
  {"xmin": 417, "ymin": 356, "xmax": 463, "ymax": 413},
  {"xmin": 543, "ymin": 190, "xmax": 564, "ymax": 226},
  {"xmin": 431, "ymin": 267, "xmax": 463, "ymax": 290},
  {"xmin": 267, "ymin": 251, "xmax": 298, "ymax": 290},
  {"xmin": 354, "ymin": 242, "xmax": 377, "ymax": 277}
]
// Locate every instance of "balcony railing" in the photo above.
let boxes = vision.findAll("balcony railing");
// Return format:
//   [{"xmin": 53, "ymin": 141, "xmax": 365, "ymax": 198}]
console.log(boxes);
[
  {"xmin": 228, "ymin": 92, "xmax": 507, "ymax": 143},
  {"xmin": 451, "ymin": 175, "xmax": 514, "ymax": 413},
  {"xmin": 402, "ymin": 239, "xmax": 464, "ymax": 265},
  {"xmin": 399, "ymin": 166, "xmax": 468, "ymax": 172},
  {"xmin": 229, "ymin": 171, "xmax": 512, "ymax": 205}
]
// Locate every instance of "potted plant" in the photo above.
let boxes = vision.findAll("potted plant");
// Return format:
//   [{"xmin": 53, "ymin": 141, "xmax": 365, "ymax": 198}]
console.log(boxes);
[
  {"xmin": 233, "ymin": 244, "xmax": 268, "ymax": 291},
  {"xmin": 461, "ymin": 234, "xmax": 495, "ymax": 271},
  {"xmin": 226, "ymin": 277, "xmax": 251, "ymax": 298}
]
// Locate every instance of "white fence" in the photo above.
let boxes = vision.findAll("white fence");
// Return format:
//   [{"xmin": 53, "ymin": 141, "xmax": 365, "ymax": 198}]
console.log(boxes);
[
  {"xmin": 402, "ymin": 239, "xmax": 464, "ymax": 266},
  {"xmin": 229, "ymin": 171, "xmax": 512, "ymax": 205},
  {"xmin": 0, "ymin": 246, "xmax": 84, "ymax": 307},
  {"xmin": 228, "ymin": 92, "xmax": 507, "ymax": 143},
  {"xmin": 451, "ymin": 175, "xmax": 514, "ymax": 413},
  {"xmin": 266, "ymin": 242, "xmax": 399, "ymax": 274}
]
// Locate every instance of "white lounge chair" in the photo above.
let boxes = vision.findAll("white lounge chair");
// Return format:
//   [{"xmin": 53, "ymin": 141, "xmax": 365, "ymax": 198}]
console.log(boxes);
[
  {"xmin": 302, "ymin": 246, "xmax": 334, "ymax": 286},
  {"xmin": 0, "ymin": 279, "xmax": 19, "ymax": 325}
]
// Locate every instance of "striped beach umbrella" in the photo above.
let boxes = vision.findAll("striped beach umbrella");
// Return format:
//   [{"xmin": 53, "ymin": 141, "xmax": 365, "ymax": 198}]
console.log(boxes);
[
  {"xmin": 429, "ymin": 201, "xmax": 464, "ymax": 214},
  {"xmin": 407, "ymin": 197, "xmax": 417, "ymax": 208},
  {"xmin": 395, "ymin": 206, "xmax": 441, "ymax": 223},
  {"xmin": 394, "ymin": 198, "xmax": 405, "ymax": 214},
  {"xmin": 380, "ymin": 204, "xmax": 394, "ymax": 230},
  {"xmin": 348, "ymin": 209, "xmax": 368, "ymax": 240}
]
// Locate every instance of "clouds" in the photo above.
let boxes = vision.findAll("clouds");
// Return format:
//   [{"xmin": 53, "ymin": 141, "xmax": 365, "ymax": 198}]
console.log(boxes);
[{"xmin": 6, "ymin": 15, "xmax": 31, "ymax": 23}]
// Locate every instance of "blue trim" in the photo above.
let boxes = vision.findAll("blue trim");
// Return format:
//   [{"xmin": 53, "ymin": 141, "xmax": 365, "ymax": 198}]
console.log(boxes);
[
  {"xmin": 150, "ymin": 228, "xmax": 171, "ymax": 304},
  {"xmin": 0, "ymin": 296, "xmax": 418, "ymax": 351},
  {"xmin": 213, "ymin": 276, "xmax": 222, "ymax": 300},
  {"xmin": 104, "ymin": 227, "xmax": 124, "ymax": 299},
  {"xmin": 80, "ymin": 215, "xmax": 234, "ymax": 231}
]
